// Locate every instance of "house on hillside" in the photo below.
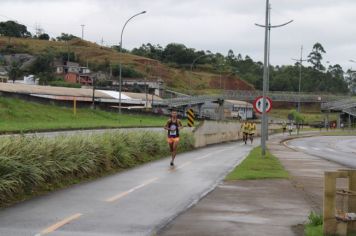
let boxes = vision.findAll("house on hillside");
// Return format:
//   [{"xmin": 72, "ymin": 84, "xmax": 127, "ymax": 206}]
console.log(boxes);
[{"xmin": 55, "ymin": 61, "xmax": 93, "ymax": 86}]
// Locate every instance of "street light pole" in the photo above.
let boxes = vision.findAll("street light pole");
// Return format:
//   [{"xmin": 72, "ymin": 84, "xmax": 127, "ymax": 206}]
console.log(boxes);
[
  {"xmin": 118, "ymin": 11, "xmax": 146, "ymax": 114},
  {"xmin": 260, "ymin": 0, "xmax": 269, "ymax": 157},
  {"xmin": 292, "ymin": 46, "xmax": 307, "ymax": 113},
  {"xmin": 80, "ymin": 24, "xmax": 85, "ymax": 40},
  {"xmin": 256, "ymin": 1, "xmax": 293, "ymax": 156},
  {"xmin": 190, "ymin": 54, "xmax": 208, "ymax": 96}
]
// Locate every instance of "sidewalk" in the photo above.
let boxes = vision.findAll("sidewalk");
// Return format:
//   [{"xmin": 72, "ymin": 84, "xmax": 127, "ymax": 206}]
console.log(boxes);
[{"xmin": 159, "ymin": 134, "xmax": 347, "ymax": 236}]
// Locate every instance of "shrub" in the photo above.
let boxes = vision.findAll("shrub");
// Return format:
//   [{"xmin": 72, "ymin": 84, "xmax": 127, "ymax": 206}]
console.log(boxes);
[
  {"xmin": 307, "ymin": 211, "xmax": 323, "ymax": 226},
  {"xmin": 49, "ymin": 80, "xmax": 81, "ymax": 88},
  {"xmin": 0, "ymin": 130, "xmax": 194, "ymax": 206}
]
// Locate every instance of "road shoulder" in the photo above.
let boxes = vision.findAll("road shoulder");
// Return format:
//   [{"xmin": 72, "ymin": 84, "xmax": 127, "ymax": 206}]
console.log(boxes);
[{"xmin": 159, "ymin": 134, "xmax": 349, "ymax": 236}]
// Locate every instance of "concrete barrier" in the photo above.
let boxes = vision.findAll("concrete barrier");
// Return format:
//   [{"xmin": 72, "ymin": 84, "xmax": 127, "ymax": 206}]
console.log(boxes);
[
  {"xmin": 193, "ymin": 120, "xmax": 280, "ymax": 148},
  {"xmin": 192, "ymin": 120, "xmax": 259, "ymax": 148}
]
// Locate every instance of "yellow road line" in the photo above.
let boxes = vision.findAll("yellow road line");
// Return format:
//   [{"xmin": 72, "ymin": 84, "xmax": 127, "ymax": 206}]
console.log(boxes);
[
  {"xmin": 196, "ymin": 148, "xmax": 234, "ymax": 160},
  {"xmin": 105, "ymin": 177, "xmax": 158, "ymax": 202},
  {"xmin": 176, "ymin": 161, "xmax": 192, "ymax": 170},
  {"xmin": 38, "ymin": 213, "xmax": 82, "ymax": 235}
]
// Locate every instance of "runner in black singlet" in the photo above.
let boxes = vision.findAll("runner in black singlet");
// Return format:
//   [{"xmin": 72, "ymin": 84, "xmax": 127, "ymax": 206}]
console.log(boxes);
[{"xmin": 164, "ymin": 110, "xmax": 183, "ymax": 166}]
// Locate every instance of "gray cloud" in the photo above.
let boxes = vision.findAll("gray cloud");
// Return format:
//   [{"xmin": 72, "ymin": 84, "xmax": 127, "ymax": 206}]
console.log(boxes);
[{"xmin": 0, "ymin": 0, "xmax": 355, "ymax": 70}]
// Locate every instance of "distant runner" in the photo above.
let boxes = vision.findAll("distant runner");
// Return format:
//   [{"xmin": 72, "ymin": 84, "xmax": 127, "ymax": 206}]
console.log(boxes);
[
  {"xmin": 164, "ymin": 110, "xmax": 183, "ymax": 166},
  {"xmin": 282, "ymin": 121, "xmax": 287, "ymax": 135},
  {"xmin": 249, "ymin": 121, "xmax": 256, "ymax": 144},
  {"xmin": 241, "ymin": 121, "xmax": 249, "ymax": 145}
]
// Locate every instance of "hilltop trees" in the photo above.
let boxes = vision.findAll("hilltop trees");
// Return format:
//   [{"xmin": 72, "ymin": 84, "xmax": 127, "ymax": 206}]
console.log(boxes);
[
  {"xmin": 0, "ymin": 21, "xmax": 31, "ymax": 38},
  {"xmin": 132, "ymin": 42, "xmax": 349, "ymax": 93},
  {"xmin": 56, "ymin": 33, "xmax": 78, "ymax": 41},
  {"xmin": 307, "ymin": 42, "xmax": 326, "ymax": 71}
]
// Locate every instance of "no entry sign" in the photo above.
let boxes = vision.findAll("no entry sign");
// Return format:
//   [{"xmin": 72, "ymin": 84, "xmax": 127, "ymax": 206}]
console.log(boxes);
[{"xmin": 253, "ymin": 96, "xmax": 272, "ymax": 114}]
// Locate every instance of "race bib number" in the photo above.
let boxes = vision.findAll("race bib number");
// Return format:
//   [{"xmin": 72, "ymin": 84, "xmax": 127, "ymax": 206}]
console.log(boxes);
[{"xmin": 169, "ymin": 124, "xmax": 177, "ymax": 136}]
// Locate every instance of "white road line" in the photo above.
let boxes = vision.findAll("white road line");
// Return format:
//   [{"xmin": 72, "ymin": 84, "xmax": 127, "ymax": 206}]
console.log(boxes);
[
  {"xmin": 326, "ymin": 148, "xmax": 336, "ymax": 152},
  {"xmin": 298, "ymin": 146, "xmax": 307, "ymax": 150},
  {"xmin": 312, "ymin": 147, "xmax": 321, "ymax": 151},
  {"xmin": 105, "ymin": 177, "xmax": 159, "ymax": 202}
]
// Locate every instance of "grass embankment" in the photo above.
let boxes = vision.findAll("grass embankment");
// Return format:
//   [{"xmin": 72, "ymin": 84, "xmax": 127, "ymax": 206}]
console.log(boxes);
[
  {"xmin": 225, "ymin": 146, "xmax": 289, "ymax": 180},
  {"xmin": 270, "ymin": 108, "xmax": 338, "ymax": 124},
  {"xmin": 0, "ymin": 131, "xmax": 194, "ymax": 207},
  {"xmin": 0, "ymin": 97, "xmax": 168, "ymax": 133}
]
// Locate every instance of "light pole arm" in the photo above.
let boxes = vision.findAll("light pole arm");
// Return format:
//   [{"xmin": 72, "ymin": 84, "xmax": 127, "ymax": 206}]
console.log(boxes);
[
  {"xmin": 255, "ymin": 20, "xmax": 293, "ymax": 29},
  {"xmin": 191, "ymin": 54, "xmax": 207, "ymax": 71},
  {"xmin": 120, "ymin": 11, "xmax": 146, "ymax": 52}
]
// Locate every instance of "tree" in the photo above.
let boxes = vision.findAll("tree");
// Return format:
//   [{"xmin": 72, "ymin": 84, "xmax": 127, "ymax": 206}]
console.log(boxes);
[
  {"xmin": 227, "ymin": 49, "xmax": 236, "ymax": 64},
  {"xmin": 0, "ymin": 21, "xmax": 31, "ymax": 38},
  {"xmin": 307, "ymin": 42, "xmax": 326, "ymax": 71},
  {"xmin": 345, "ymin": 69, "xmax": 356, "ymax": 94},
  {"xmin": 38, "ymin": 33, "xmax": 50, "ymax": 40},
  {"xmin": 56, "ymin": 33, "xmax": 78, "ymax": 41},
  {"xmin": 28, "ymin": 53, "xmax": 55, "ymax": 85},
  {"xmin": 7, "ymin": 61, "xmax": 23, "ymax": 83},
  {"xmin": 327, "ymin": 64, "xmax": 344, "ymax": 79}
]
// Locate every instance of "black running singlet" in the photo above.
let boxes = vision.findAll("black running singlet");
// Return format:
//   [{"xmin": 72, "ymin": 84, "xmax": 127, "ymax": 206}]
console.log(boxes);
[{"xmin": 167, "ymin": 120, "xmax": 180, "ymax": 138}]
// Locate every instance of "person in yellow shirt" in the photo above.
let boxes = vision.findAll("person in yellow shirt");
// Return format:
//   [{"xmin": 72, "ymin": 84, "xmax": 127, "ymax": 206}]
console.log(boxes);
[
  {"xmin": 249, "ymin": 122, "xmax": 257, "ymax": 144},
  {"xmin": 240, "ymin": 121, "xmax": 249, "ymax": 144}
]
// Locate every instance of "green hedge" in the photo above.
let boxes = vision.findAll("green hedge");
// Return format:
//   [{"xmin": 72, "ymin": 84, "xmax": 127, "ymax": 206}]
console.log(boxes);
[{"xmin": 0, "ymin": 131, "xmax": 194, "ymax": 206}]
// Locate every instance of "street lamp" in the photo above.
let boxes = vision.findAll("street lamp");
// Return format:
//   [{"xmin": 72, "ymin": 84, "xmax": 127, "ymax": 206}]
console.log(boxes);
[
  {"xmin": 292, "ymin": 46, "xmax": 307, "ymax": 113},
  {"xmin": 256, "ymin": 1, "xmax": 292, "ymax": 155},
  {"xmin": 118, "ymin": 10, "xmax": 146, "ymax": 114},
  {"xmin": 190, "ymin": 52, "xmax": 211, "ymax": 96}
]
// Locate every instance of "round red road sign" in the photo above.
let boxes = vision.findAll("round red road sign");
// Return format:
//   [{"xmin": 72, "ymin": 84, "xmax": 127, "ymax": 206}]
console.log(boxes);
[{"xmin": 253, "ymin": 96, "xmax": 272, "ymax": 114}]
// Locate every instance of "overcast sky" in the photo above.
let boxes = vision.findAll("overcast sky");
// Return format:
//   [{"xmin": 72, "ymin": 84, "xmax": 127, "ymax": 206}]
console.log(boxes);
[{"xmin": 1, "ymin": 0, "xmax": 356, "ymax": 70}]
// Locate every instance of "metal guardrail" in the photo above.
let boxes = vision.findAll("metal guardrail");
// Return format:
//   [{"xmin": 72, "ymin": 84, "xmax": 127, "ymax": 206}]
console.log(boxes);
[
  {"xmin": 321, "ymin": 98, "xmax": 356, "ymax": 110},
  {"xmin": 343, "ymin": 107, "xmax": 356, "ymax": 117},
  {"xmin": 155, "ymin": 90, "xmax": 349, "ymax": 108}
]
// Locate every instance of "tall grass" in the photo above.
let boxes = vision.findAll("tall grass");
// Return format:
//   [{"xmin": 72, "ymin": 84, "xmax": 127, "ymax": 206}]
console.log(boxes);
[{"xmin": 0, "ymin": 131, "xmax": 194, "ymax": 206}]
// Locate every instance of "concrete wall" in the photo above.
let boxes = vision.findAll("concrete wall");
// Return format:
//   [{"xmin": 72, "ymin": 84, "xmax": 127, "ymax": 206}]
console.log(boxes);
[
  {"xmin": 193, "ymin": 120, "xmax": 256, "ymax": 148},
  {"xmin": 193, "ymin": 120, "xmax": 280, "ymax": 148}
]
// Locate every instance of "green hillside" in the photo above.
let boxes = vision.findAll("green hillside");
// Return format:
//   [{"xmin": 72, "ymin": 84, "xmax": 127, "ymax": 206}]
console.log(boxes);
[
  {"xmin": 0, "ymin": 37, "xmax": 253, "ymax": 95},
  {"xmin": 0, "ymin": 97, "xmax": 167, "ymax": 133}
]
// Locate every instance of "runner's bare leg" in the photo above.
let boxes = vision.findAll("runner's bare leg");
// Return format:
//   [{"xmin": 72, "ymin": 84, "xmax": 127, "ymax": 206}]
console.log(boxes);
[{"xmin": 172, "ymin": 141, "xmax": 179, "ymax": 163}]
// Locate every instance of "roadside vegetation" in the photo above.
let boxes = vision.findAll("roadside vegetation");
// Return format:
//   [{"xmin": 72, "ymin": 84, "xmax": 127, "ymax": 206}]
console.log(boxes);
[
  {"xmin": 0, "ymin": 97, "xmax": 168, "ymax": 133},
  {"xmin": 269, "ymin": 108, "xmax": 339, "ymax": 124},
  {"xmin": 225, "ymin": 146, "xmax": 289, "ymax": 180},
  {"xmin": 0, "ymin": 130, "xmax": 194, "ymax": 207},
  {"xmin": 305, "ymin": 212, "xmax": 323, "ymax": 236}
]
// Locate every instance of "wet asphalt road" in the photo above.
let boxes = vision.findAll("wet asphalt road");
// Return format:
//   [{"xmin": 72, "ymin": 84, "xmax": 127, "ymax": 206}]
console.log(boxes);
[
  {"xmin": 0, "ymin": 140, "xmax": 257, "ymax": 236},
  {"xmin": 285, "ymin": 136, "xmax": 356, "ymax": 168}
]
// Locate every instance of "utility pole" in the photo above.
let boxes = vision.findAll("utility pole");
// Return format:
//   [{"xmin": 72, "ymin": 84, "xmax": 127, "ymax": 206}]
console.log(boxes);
[
  {"xmin": 256, "ymin": 1, "xmax": 293, "ymax": 156},
  {"xmin": 101, "ymin": 37, "xmax": 104, "ymax": 47},
  {"xmin": 80, "ymin": 24, "xmax": 85, "ymax": 40},
  {"xmin": 292, "ymin": 46, "xmax": 307, "ymax": 113}
]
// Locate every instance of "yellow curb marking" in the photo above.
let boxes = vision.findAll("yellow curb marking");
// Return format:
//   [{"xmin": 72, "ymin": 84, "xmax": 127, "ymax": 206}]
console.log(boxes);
[
  {"xmin": 196, "ymin": 147, "xmax": 234, "ymax": 160},
  {"xmin": 38, "ymin": 213, "xmax": 82, "ymax": 235},
  {"xmin": 105, "ymin": 177, "xmax": 159, "ymax": 202},
  {"xmin": 176, "ymin": 161, "xmax": 192, "ymax": 170}
]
